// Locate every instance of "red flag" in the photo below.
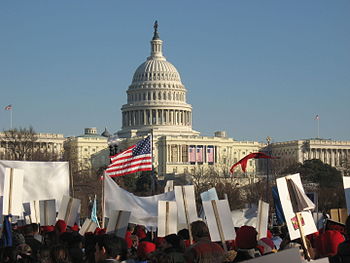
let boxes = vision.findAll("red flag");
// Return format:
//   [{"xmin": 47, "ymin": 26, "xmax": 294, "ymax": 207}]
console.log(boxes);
[{"xmin": 230, "ymin": 152, "xmax": 277, "ymax": 174}]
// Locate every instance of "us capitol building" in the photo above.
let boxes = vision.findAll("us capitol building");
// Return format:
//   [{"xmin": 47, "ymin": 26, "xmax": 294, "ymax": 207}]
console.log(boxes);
[
  {"xmin": 107, "ymin": 22, "xmax": 350, "ymax": 177},
  {"xmin": 110, "ymin": 22, "xmax": 269, "ymax": 177}
]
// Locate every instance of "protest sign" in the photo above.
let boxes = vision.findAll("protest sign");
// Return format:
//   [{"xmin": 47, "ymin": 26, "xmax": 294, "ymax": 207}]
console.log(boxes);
[
  {"xmin": 203, "ymin": 199, "xmax": 235, "ymax": 250},
  {"xmin": 40, "ymin": 199, "xmax": 56, "ymax": 226},
  {"xmin": 157, "ymin": 201, "xmax": 177, "ymax": 237},
  {"xmin": 57, "ymin": 195, "xmax": 81, "ymax": 227},
  {"xmin": 256, "ymin": 200, "xmax": 269, "ymax": 240},
  {"xmin": 2, "ymin": 168, "xmax": 24, "ymax": 216},
  {"xmin": 106, "ymin": 210, "xmax": 131, "ymax": 238},
  {"xmin": 79, "ymin": 218, "xmax": 98, "ymax": 236}
]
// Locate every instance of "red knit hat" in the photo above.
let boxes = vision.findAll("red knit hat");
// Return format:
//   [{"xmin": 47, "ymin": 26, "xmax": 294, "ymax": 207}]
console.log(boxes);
[
  {"xmin": 137, "ymin": 241, "xmax": 156, "ymax": 259},
  {"xmin": 315, "ymin": 230, "xmax": 345, "ymax": 257},
  {"xmin": 235, "ymin": 226, "xmax": 258, "ymax": 249},
  {"xmin": 41, "ymin": 226, "xmax": 55, "ymax": 233},
  {"xmin": 55, "ymin": 220, "xmax": 67, "ymax": 233},
  {"xmin": 70, "ymin": 224, "xmax": 79, "ymax": 232},
  {"xmin": 94, "ymin": 228, "xmax": 106, "ymax": 235}
]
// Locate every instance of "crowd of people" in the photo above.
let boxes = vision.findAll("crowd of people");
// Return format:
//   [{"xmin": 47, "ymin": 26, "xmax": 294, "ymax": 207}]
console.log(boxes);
[{"xmin": 1, "ymin": 215, "xmax": 350, "ymax": 263}]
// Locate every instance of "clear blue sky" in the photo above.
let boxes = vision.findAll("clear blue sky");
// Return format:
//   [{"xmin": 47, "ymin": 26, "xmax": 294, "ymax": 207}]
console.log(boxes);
[{"xmin": 1, "ymin": 0, "xmax": 349, "ymax": 143}]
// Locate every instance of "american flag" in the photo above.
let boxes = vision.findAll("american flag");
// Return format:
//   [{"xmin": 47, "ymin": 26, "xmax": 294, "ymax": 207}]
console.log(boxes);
[
  {"xmin": 105, "ymin": 136, "xmax": 152, "ymax": 177},
  {"xmin": 315, "ymin": 115, "xmax": 320, "ymax": 120},
  {"xmin": 4, "ymin": 104, "xmax": 12, "ymax": 110}
]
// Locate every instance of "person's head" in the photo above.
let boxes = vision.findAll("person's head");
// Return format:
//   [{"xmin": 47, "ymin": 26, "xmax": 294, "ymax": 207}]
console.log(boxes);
[
  {"xmin": 235, "ymin": 226, "xmax": 258, "ymax": 249},
  {"xmin": 95, "ymin": 234, "xmax": 128, "ymax": 263},
  {"xmin": 177, "ymin": 229, "xmax": 189, "ymax": 240},
  {"xmin": 31, "ymin": 223, "xmax": 40, "ymax": 234},
  {"xmin": 190, "ymin": 220, "xmax": 210, "ymax": 242},
  {"xmin": 164, "ymin": 234, "xmax": 182, "ymax": 250},
  {"xmin": 50, "ymin": 245, "xmax": 70, "ymax": 263}
]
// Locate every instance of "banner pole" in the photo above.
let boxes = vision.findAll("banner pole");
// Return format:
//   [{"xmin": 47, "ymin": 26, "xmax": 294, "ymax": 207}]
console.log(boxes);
[{"xmin": 102, "ymin": 172, "xmax": 105, "ymax": 228}]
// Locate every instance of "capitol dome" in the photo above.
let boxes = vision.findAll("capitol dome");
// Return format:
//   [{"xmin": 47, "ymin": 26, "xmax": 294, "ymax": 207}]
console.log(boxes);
[{"xmin": 117, "ymin": 22, "xmax": 199, "ymax": 138}]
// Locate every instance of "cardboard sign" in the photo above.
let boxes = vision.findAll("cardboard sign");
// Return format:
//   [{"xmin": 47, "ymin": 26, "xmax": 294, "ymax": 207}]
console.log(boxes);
[
  {"xmin": 2, "ymin": 168, "xmax": 24, "ymax": 216},
  {"xmin": 330, "ymin": 208, "xmax": 348, "ymax": 224},
  {"xmin": 203, "ymin": 199, "xmax": 236, "ymax": 242},
  {"xmin": 200, "ymin": 188, "xmax": 219, "ymax": 202},
  {"xmin": 175, "ymin": 185, "xmax": 198, "ymax": 225},
  {"xmin": 23, "ymin": 200, "xmax": 40, "ymax": 224},
  {"xmin": 164, "ymin": 180, "xmax": 174, "ymax": 193},
  {"xmin": 79, "ymin": 218, "xmax": 97, "ymax": 236},
  {"xmin": 256, "ymin": 200, "xmax": 269, "ymax": 240},
  {"xmin": 106, "ymin": 210, "xmax": 131, "ymax": 238},
  {"xmin": 276, "ymin": 174, "xmax": 317, "ymax": 240},
  {"xmin": 57, "ymin": 195, "xmax": 81, "ymax": 227},
  {"xmin": 241, "ymin": 247, "xmax": 302, "ymax": 263},
  {"xmin": 157, "ymin": 201, "xmax": 177, "ymax": 237},
  {"xmin": 40, "ymin": 199, "xmax": 56, "ymax": 226},
  {"xmin": 343, "ymin": 176, "xmax": 350, "ymax": 215}
]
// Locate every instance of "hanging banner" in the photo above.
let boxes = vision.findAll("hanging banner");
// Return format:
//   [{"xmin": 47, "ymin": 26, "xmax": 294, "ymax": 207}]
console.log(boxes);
[
  {"xmin": 276, "ymin": 173, "xmax": 317, "ymax": 240},
  {"xmin": 2, "ymin": 168, "xmax": 24, "ymax": 216},
  {"xmin": 0, "ymin": 161, "xmax": 69, "ymax": 211},
  {"xmin": 40, "ymin": 199, "xmax": 56, "ymax": 226},
  {"xmin": 157, "ymin": 201, "xmax": 177, "ymax": 237},
  {"xmin": 207, "ymin": 146, "xmax": 214, "ymax": 164},
  {"xmin": 106, "ymin": 210, "xmax": 131, "ymax": 238},
  {"xmin": 203, "ymin": 199, "xmax": 236, "ymax": 242},
  {"xmin": 104, "ymin": 175, "xmax": 175, "ymax": 227},
  {"xmin": 196, "ymin": 146, "xmax": 204, "ymax": 163},
  {"xmin": 256, "ymin": 200, "xmax": 269, "ymax": 240},
  {"xmin": 188, "ymin": 146, "xmax": 196, "ymax": 163}
]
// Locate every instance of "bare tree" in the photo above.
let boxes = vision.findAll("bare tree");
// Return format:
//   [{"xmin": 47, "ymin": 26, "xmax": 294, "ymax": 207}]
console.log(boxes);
[{"xmin": 1, "ymin": 127, "xmax": 38, "ymax": 160}]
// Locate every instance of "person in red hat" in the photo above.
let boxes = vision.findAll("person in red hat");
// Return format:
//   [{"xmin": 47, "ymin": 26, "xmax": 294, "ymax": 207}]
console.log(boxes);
[
  {"xmin": 184, "ymin": 220, "xmax": 224, "ymax": 263},
  {"xmin": 137, "ymin": 241, "xmax": 156, "ymax": 262},
  {"xmin": 232, "ymin": 225, "xmax": 261, "ymax": 262}
]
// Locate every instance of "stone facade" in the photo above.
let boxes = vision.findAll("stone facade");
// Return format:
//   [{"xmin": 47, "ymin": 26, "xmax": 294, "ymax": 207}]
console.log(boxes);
[
  {"xmin": 266, "ymin": 139, "xmax": 350, "ymax": 174},
  {"xmin": 64, "ymin": 128, "xmax": 108, "ymax": 174},
  {"xmin": 0, "ymin": 131, "xmax": 65, "ymax": 160}
]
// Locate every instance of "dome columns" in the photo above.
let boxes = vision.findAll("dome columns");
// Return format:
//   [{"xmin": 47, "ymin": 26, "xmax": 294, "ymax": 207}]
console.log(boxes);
[{"xmin": 122, "ymin": 108, "xmax": 192, "ymax": 128}]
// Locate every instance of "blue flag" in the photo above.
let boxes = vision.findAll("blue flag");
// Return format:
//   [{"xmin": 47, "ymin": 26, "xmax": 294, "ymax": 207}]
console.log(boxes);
[
  {"xmin": 1, "ymin": 215, "xmax": 13, "ymax": 247},
  {"xmin": 91, "ymin": 195, "xmax": 100, "ymax": 228},
  {"xmin": 272, "ymin": 186, "xmax": 286, "ymax": 225}
]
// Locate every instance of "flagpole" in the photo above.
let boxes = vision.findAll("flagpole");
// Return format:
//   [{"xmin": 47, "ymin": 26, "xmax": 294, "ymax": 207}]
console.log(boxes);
[
  {"xmin": 151, "ymin": 129, "xmax": 155, "ymax": 195},
  {"xmin": 102, "ymin": 172, "xmax": 105, "ymax": 228},
  {"xmin": 317, "ymin": 118, "xmax": 320, "ymax": 139},
  {"xmin": 10, "ymin": 108, "xmax": 13, "ymax": 129}
]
